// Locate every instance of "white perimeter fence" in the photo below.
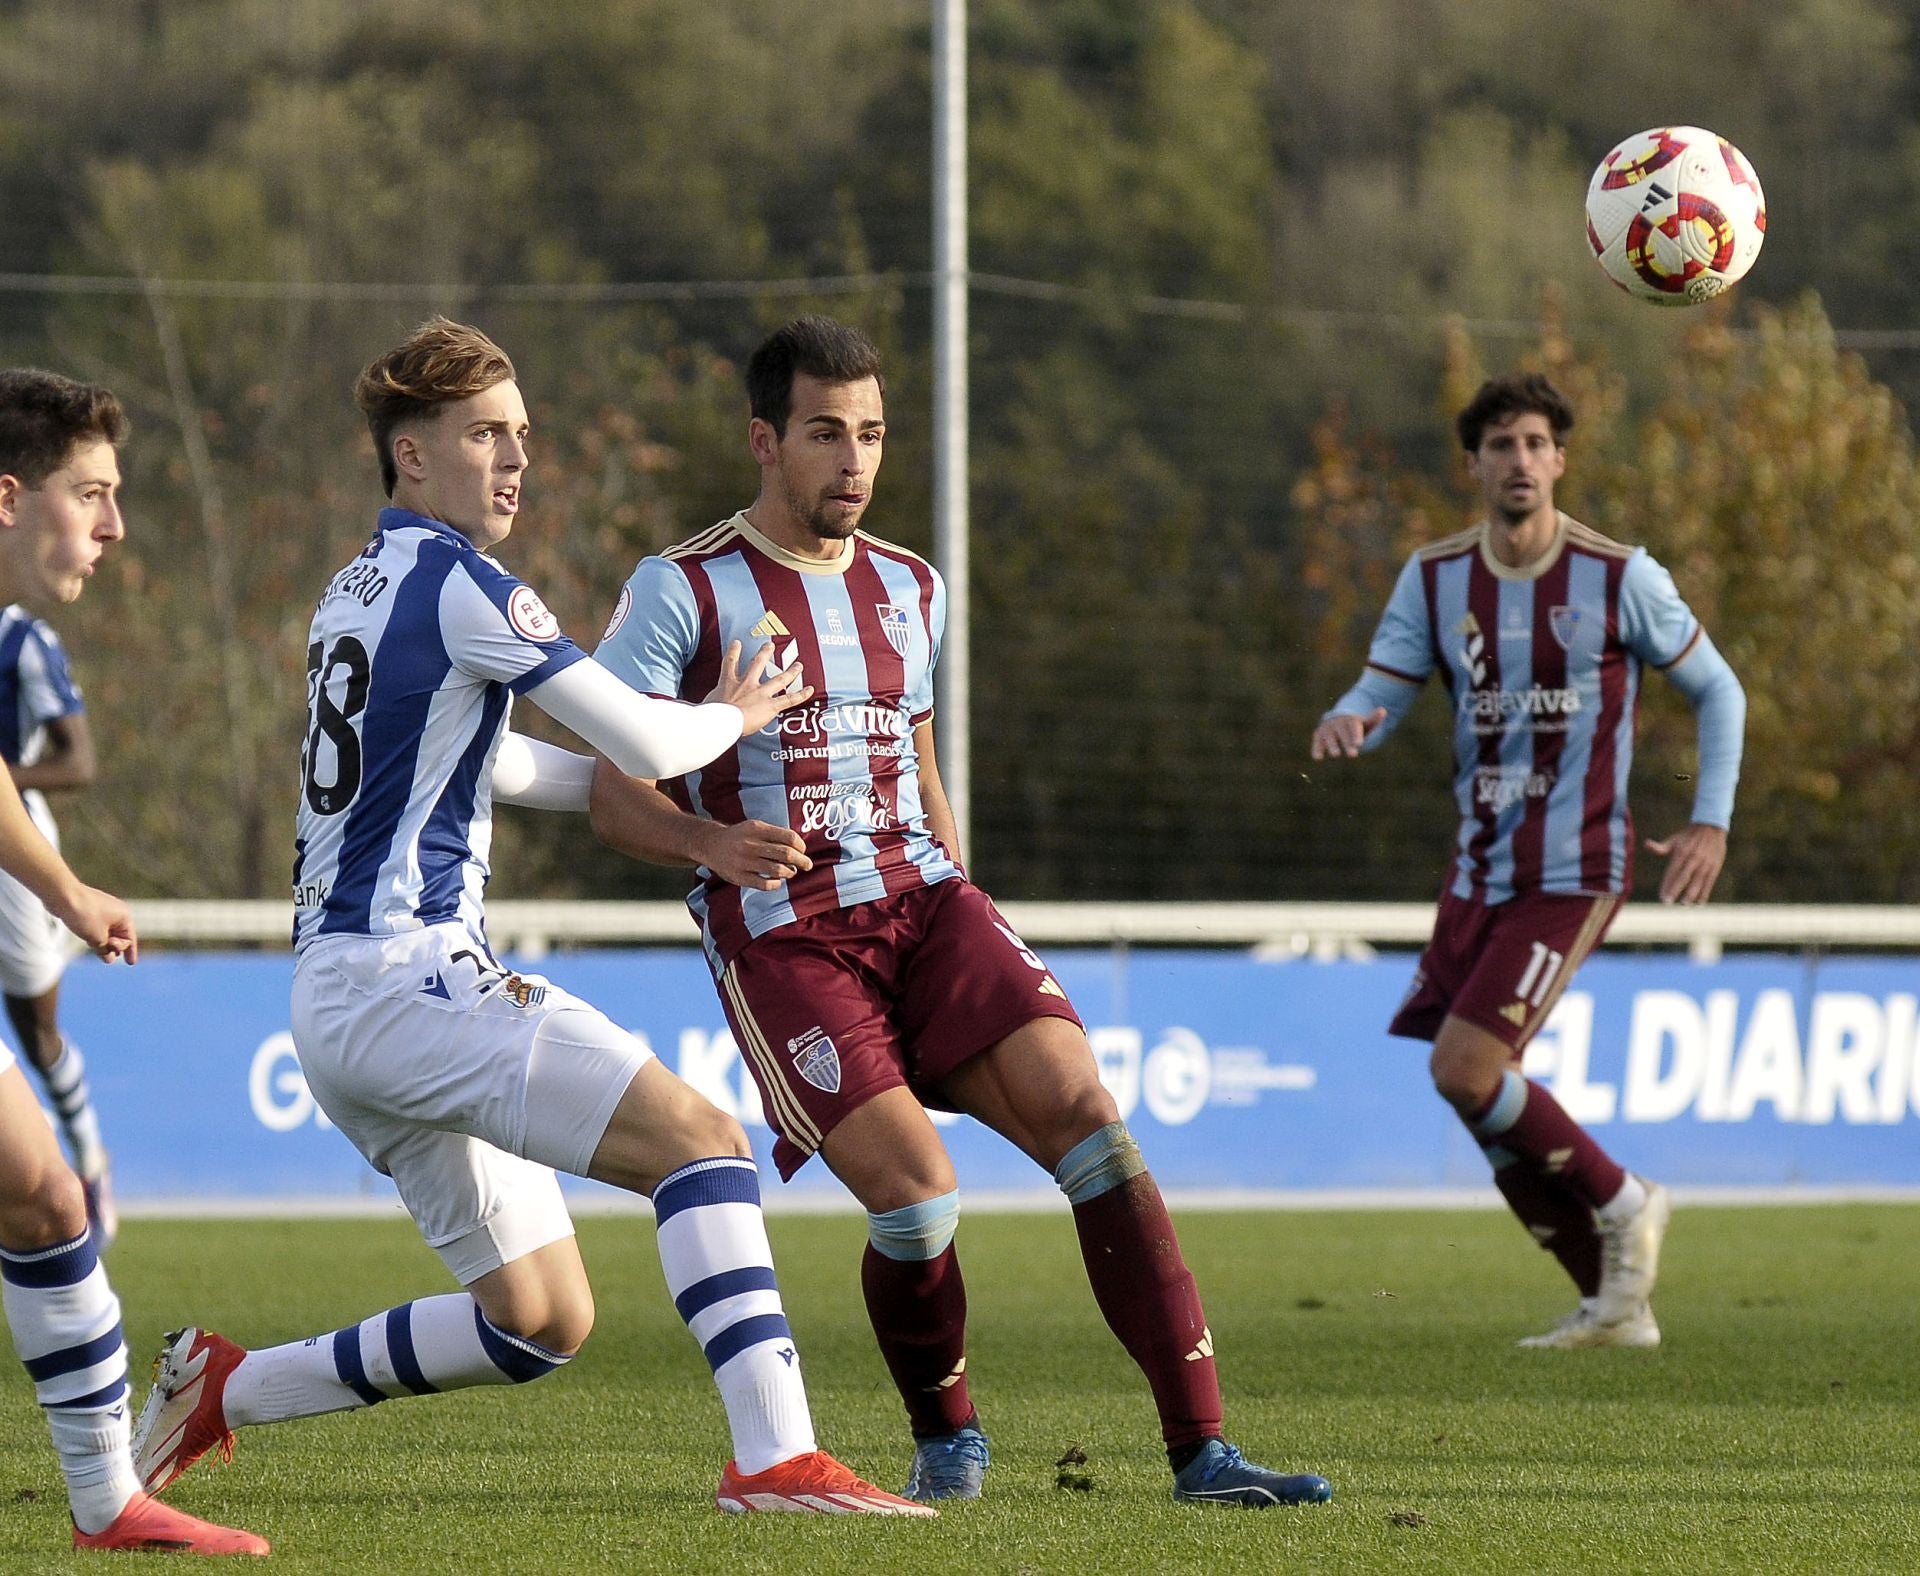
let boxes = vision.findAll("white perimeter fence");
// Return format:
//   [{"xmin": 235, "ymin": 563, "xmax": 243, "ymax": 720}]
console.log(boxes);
[{"xmin": 129, "ymin": 900, "xmax": 1920, "ymax": 963}]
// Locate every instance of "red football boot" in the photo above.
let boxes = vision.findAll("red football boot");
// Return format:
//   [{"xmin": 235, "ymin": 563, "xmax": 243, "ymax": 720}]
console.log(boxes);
[
  {"xmin": 130, "ymin": 1328, "xmax": 245, "ymax": 1494},
  {"xmin": 716, "ymin": 1450, "xmax": 937, "ymax": 1516},
  {"xmin": 72, "ymin": 1491, "xmax": 268, "ymax": 1556}
]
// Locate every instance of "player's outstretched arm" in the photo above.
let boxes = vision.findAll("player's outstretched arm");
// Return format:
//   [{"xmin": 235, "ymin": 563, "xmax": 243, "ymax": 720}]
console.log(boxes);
[
  {"xmin": 1309, "ymin": 708, "xmax": 1389, "ymax": 760},
  {"xmin": 526, "ymin": 642, "xmax": 812, "ymax": 783},
  {"xmin": 588, "ymin": 761, "xmax": 810, "ymax": 891},
  {"xmin": 0, "ymin": 767, "xmax": 134, "ymax": 962}
]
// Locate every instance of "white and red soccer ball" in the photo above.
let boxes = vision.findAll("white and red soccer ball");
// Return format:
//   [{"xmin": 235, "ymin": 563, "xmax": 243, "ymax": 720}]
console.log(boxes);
[{"xmin": 1584, "ymin": 126, "xmax": 1766, "ymax": 306}]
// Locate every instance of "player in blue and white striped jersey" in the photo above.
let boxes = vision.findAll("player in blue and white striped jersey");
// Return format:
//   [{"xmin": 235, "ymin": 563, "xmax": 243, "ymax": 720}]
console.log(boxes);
[
  {"xmin": 133, "ymin": 319, "xmax": 932, "ymax": 1520},
  {"xmin": 0, "ymin": 368, "xmax": 266, "ymax": 1555},
  {"xmin": 0, "ymin": 605, "xmax": 117, "ymax": 1246}
]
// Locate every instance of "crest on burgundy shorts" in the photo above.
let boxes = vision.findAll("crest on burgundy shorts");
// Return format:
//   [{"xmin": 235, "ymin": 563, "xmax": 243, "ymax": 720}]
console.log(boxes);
[{"xmin": 789, "ymin": 1028, "xmax": 843, "ymax": 1093}]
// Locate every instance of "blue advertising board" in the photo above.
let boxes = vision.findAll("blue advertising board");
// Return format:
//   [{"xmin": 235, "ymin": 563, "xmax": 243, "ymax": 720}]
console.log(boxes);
[{"xmin": 45, "ymin": 946, "xmax": 1920, "ymax": 1206}]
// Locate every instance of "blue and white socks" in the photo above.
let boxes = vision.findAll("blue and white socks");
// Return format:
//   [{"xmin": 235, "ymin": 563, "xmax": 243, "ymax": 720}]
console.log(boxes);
[
  {"xmin": 40, "ymin": 1040, "xmax": 107, "ymax": 1181},
  {"xmin": 177, "ymin": 1156, "xmax": 817, "ymax": 1481},
  {"xmin": 1, "ymin": 1227, "xmax": 139, "ymax": 1532},
  {"xmin": 222, "ymin": 1294, "xmax": 571, "ymax": 1425},
  {"xmin": 654, "ymin": 1156, "xmax": 816, "ymax": 1474}
]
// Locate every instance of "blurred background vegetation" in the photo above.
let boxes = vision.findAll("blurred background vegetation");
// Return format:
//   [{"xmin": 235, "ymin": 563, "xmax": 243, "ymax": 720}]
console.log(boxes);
[{"xmin": 2, "ymin": 0, "xmax": 1918, "ymax": 906}]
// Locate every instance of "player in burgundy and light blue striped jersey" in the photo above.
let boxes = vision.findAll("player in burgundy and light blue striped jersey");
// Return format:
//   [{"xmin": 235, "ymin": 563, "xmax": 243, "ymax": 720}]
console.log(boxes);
[
  {"xmin": 1313, "ymin": 372, "xmax": 1746, "ymax": 1351},
  {"xmin": 593, "ymin": 316, "xmax": 1330, "ymax": 1510}
]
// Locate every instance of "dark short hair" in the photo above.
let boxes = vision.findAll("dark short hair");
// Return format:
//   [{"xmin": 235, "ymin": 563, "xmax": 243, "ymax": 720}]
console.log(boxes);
[
  {"xmin": 355, "ymin": 317, "xmax": 516, "ymax": 496},
  {"xmin": 1455, "ymin": 372, "xmax": 1575, "ymax": 452},
  {"xmin": 746, "ymin": 316, "xmax": 884, "ymax": 437},
  {"xmin": 0, "ymin": 370, "xmax": 129, "ymax": 487}
]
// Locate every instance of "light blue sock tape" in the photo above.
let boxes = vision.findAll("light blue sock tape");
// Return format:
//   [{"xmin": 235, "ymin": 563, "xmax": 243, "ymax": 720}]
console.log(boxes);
[
  {"xmin": 867, "ymin": 1189, "xmax": 961, "ymax": 1262},
  {"xmin": 1469, "ymin": 1069, "xmax": 1530, "ymax": 1140},
  {"xmin": 1053, "ymin": 1122, "xmax": 1147, "ymax": 1205}
]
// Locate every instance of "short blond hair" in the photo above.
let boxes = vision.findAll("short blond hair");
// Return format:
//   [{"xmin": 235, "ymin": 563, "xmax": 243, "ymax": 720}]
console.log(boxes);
[{"xmin": 355, "ymin": 317, "xmax": 516, "ymax": 496}]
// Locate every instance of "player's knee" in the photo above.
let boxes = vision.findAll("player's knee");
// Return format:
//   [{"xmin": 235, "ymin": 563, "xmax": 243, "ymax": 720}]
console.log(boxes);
[
  {"xmin": 867, "ymin": 1188, "xmax": 960, "ymax": 1262},
  {"xmin": 1429, "ymin": 1043, "xmax": 1500, "ymax": 1113},
  {"xmin": 1031, "ymin": 1078, "xmax": 1122, "ymax": 1167},
  {"xmin": 681, "ymin": 1100, "xmax": 750, "ymax": 1162},
  {"xmin": 482, "ymin": 1281, "xmax": 595, "ymax": 1359},
  {"xmin": 0, "ymin": 1162, "xmax": 87, "ymax": 1251},
  {"xmin": 529, "ymin": 1289, "xmax": 595, "ymax": 1357},
  {"xmin": 1052, "ymin": 1120, "xmax": 1147, "ymax": 1205}
]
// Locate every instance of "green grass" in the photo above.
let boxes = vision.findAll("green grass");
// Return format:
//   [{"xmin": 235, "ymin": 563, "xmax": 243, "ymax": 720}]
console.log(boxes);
[{"xmin": 5, "ymin": 1205, "xmax": 1916, "ymax": 1572}]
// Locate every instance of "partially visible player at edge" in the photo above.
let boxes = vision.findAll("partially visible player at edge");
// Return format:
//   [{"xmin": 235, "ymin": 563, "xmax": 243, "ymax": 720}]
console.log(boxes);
[
  {"xmin": 0, "ymin": 369, "xmax": 267, "ymax": 1555},
  {"xmin": 1311, "ymin": 372, "xmax": 1746, "ymax": 1349},
  {"xmin": 589, "ymin": 315, "xmax": 1331, "ymax": 1507},
  {"xmin": 129, "ymin": 319, "xmax": 931, "ymax": 1519},
  {"xmin": 0, "ymin": 598, "xmax": 118, "ymax": 1247}
]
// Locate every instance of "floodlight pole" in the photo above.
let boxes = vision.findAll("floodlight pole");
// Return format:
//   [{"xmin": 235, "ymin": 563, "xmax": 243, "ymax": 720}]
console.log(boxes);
[{"xmin": 931, "ymin": 0, "xmax": 971, "ymax": 860}]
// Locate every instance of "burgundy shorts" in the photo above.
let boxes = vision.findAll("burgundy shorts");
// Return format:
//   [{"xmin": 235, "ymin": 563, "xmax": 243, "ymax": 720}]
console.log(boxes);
[
  {"xmin": 1389, "ymin": 886, "xmax": 1620, "ymax": 1053},
  {"xmin": 715, "ymin": 877, "xmax": 1084, "ymax": 1179}
]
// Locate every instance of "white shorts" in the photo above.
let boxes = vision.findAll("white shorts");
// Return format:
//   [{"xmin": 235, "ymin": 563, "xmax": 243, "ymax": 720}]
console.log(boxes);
[
  {"xmin": 291, "ymin": 924, "xmax": 653, "ymax": 1285},
  {"xmin": 0, "ymin": 795, "xmax": 73, "ymax": 1000}
]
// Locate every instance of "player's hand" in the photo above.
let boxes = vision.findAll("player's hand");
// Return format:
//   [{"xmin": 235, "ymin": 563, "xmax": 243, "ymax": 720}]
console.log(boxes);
[
  {"xmin": 1644, "ymin": 823, "xmax": 1728, "ymax": 906},
  {"xmin": 48, "ymin": 882, "xmax": 139, "ymax": 964},
  {"xmin": 1310, "ymin": 708, "xmax": 1388, "ymax": 760},
  {"xmin": 692, "ymin": 818, "xmax": 814, "ymax": 891},
  {"xmin": 707, "ymin": 640, "xmax": 814, "ymax": 736}
]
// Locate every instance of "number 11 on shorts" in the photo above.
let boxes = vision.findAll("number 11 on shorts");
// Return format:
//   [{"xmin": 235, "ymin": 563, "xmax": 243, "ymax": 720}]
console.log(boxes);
[{"xmin": 1515, "ymin": 941, "xmax": 1564, "ymax": 1009}]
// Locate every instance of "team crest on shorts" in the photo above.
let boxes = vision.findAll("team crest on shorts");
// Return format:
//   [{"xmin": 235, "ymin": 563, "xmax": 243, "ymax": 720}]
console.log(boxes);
[
  {"xmin": 501, "ymin": 973, "xmax": 547, "ymax": 1009},
  {"xmin": 875, "ymin": 603, "xmax": 912, "ymax": 658},
  {"xmin": 788, "ymin": 1027, "xmax": 842, "ymax": 1093}
]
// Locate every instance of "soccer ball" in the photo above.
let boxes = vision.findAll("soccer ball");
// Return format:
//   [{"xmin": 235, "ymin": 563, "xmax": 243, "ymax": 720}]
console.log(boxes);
[{"xmin": 1584, "ymin": 127, "xmax": 1766, "ymax": 306}]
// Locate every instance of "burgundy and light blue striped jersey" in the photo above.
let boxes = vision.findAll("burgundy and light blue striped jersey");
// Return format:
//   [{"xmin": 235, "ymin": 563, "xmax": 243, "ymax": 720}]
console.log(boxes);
[
  {"xmin": 1329, "ymin": 514, "xmax": 1743, "ymax": 903},
  {"xmin": 597, "ymin": 512, "xmax": 961, "ymax": 970}
]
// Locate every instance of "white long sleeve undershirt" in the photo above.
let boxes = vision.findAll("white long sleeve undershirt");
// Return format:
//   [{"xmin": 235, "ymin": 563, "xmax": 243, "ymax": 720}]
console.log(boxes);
[{"xmin": 519, "ymin": 657, "xmax": 742, "ymax": 788}]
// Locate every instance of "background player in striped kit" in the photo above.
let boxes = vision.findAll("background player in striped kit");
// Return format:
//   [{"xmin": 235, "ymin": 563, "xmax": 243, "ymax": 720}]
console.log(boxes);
[
  {"xmin": 131, "ymin": 320, "xmax": 930, "ymax": 1520},
  {"xmin": 0, "ymin": 602, "xmax": 117, "ymax": 1245},
  {"xmin": 0, "ymin": 368, "xmax": 266, "ymax": 1554},
  {"xmin": 590, "ymin": 316, "xmax": 1331, "ymax": 1509},
  {"xmin": 1311, "ymin": 372, "xmax": 1746, "ymax": 1349}
]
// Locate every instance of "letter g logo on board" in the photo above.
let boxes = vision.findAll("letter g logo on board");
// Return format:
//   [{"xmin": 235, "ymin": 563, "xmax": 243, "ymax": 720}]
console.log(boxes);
[{"xmin": 249, "ymin": 1032, "xmax": 334, "ymax": 1133}]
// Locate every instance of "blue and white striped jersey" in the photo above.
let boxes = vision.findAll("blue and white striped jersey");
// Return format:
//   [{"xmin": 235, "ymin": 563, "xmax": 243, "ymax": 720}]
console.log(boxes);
[
  {"xmin": 0, "ymin": 605, "xmax": 86, "ymax": 830},
  {"xmin": 292, "ymin": 508, "xmax": 586, "ymax": 953},
  {"xmin": 0, "ymin": 605, "xmax": 85, "ymax": 769}
]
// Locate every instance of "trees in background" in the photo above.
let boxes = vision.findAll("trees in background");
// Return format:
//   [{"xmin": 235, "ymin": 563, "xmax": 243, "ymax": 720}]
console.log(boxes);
[{"xmin": 1, "ymin": 0, "xmax": 1917, "ymax": 900}]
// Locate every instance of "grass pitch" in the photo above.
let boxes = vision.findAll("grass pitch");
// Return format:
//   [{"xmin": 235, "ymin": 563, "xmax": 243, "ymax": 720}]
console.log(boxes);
[{"xmin": 4, "ymin": 1203, "xmax": 1915, "ymax": 1573}]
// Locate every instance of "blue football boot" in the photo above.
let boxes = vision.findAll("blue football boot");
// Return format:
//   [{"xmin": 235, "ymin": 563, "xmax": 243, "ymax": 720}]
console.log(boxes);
[
  {"xmin": 902, "ymin": 1425, "xmax": 991, "ymax": 1502},
  {"xmin": 1171, "ymin": 1439, "xmax": 1332, "ymax": 1507}
]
